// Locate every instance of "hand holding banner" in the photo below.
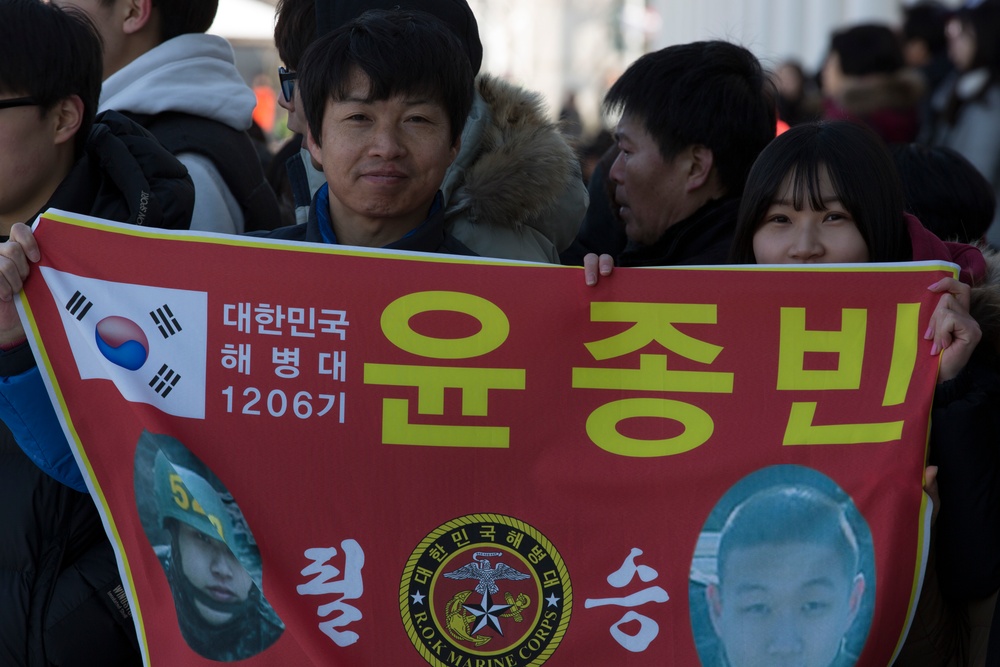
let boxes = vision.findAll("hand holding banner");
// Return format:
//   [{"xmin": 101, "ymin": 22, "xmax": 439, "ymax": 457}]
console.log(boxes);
[{"xmin": 16, "ymin": 210, "xmax": 944, "ymax": 666}]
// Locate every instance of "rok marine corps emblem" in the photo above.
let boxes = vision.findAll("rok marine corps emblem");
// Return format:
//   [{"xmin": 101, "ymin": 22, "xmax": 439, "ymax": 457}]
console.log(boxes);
[{"xmin": 400, "ymin": 514, "xmax": 571, "ymax": 666}]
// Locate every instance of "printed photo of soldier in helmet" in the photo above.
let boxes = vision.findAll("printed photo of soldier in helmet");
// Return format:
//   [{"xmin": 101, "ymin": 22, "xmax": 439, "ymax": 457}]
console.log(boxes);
[{"xmin": 133, "ymin": 431, "xmax": 284, "ymax": 661}]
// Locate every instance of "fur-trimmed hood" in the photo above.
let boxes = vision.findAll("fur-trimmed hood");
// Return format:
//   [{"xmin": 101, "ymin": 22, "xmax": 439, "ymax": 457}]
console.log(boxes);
[
  {"xmin": 837, "ymin": 68, "xmax": 925, "ymax": 116},
  {"xmin": 823, "ymin": 69, "xmax": 925, "ymax": 143},
  {"xmin": 441, "ymin": 74, "xmax": 585, "ymax": 252}
]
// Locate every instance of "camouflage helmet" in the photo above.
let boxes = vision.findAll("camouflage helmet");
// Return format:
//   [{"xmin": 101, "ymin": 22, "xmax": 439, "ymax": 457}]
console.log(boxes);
[{"xmin": 153, "ymin": 450, "xmax": 239, "ymax": 555}]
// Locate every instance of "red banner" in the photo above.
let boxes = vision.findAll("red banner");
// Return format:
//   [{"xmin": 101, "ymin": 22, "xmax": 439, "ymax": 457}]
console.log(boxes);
[{"xmin": 19, "ymin": 210, "xmax": 945, "ymax": 666}]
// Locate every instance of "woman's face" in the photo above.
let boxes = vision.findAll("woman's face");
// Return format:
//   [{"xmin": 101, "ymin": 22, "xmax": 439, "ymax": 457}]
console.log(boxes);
[{"xmin": 752, "ymin": 166, "xmax": 870, "ymax": 264}]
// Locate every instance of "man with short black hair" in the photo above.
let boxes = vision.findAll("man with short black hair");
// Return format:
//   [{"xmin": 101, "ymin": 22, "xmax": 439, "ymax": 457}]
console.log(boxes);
[
  {"xmin": 568, "ymin": 41, "xmax": 776, "ymax": 275},
  {"xmin": 264, "ymin": 8, "xmax": 476, "ymax": 254},
  {"xmin": 271, "ymin": 0, "xmax": 587, "ymax": 262},
  {"xmin": 0, "ymin": 1, "xmax": 196, "ymax": 663},
  {"xmin": 52, "ymin": 0, "xmax": 281, "ymax": 233}
]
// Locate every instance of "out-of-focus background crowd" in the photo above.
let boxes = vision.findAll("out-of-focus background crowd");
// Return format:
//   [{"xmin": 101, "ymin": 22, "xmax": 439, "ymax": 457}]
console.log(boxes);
[{"xmin": 221, "ymin": 0, "xmax": 968, "ymax": 166}]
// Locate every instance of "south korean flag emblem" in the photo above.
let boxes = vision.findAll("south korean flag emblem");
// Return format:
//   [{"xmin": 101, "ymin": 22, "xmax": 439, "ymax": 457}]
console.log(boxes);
[{"xmin": 40, "ymin": 267, "xmax": 208, "ymax": 419}]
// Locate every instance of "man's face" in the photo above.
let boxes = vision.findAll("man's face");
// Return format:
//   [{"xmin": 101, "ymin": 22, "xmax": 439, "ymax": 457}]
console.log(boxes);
[
  {"xmin": 177, "ymin": 523, "xmax": 253, "ymax": 626},
  {"xmin": 50, "ymin": 0, "xmax": 127, "ymax": 77},
  {"xmin": 609, "ymin": 114, "xmax": 690, "ymax": 247},
  {"xmin": 0, "ymin": 96, "xmax": 66, "ymax": 233},
  {"xmin": 306, "ymin": 69, "xmax": 458, "ymax": 246},
  {"xmin": 707, "ymin": 542, "xmax": 864, "ymax": 667}
]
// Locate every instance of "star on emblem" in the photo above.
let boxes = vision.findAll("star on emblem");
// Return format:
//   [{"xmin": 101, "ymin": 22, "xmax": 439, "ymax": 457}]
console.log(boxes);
[
  {"xmin": 411, "ymin": 590, "xmax": 426, "ymax": 605},
  {"xmin": 463, "ymin": 592, "xmax": 512, "ymax": 635},
  {"xmin": 546, "ymin": 593, "xmax": 560, "ymax": 608}
]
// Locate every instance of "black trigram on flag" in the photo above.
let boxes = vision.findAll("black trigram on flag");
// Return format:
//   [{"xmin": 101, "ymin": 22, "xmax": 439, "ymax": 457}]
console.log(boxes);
[
  {"xmin": 65, "ymin": 291, "xmax": 94, "ymax": 321},
  {"xmin": 149, "ymin": 364, "xmax": 181, "ymax": 398},
  {"xmin": 150, "ymin": 304, "xmax": 182, "ymax": 339}
]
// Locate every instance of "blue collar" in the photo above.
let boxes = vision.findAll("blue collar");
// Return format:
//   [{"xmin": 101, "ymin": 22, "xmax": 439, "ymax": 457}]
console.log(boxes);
[{"xmin": 315, "ymin": 183, "xmax": 444, "ymax": 247}]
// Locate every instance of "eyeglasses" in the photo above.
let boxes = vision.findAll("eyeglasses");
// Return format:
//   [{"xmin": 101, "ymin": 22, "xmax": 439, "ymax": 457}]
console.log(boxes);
[
  {"xmin": 0, "ymin": 96, "xmax": 39, "ymax": 110},
  {"xmin": 278, "ymin": 67, "xmax": 297, "ymax": 103}
]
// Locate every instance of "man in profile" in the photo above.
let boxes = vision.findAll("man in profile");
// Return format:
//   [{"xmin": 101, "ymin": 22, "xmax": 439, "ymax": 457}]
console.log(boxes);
[{"xmin": 566, "ymin": 41, "xmax": 775, "ymax": 274}]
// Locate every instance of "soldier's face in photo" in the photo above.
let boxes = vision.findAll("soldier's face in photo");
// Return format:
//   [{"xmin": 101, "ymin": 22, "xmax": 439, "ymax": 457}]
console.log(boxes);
[
  {"xmin": 706, "ymin": 541, "xmax": 864, "ymax": 667},
  {"xmin": 177, "ymin": 523, "xmax": 254, "ymax": 625}
]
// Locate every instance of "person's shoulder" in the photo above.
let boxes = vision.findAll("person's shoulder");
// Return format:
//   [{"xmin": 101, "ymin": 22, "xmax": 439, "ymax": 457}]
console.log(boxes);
[
  {"xmin": 448, "ymin": 218, "xmax": 558, "ymax": 262},
  {"xmin": 174, "ymin": 154, "xmax": 242, "ymax": 233},
  {"xmin": 60, "ymin": 111, "xmax": 195, "ymax": 229},
  {"xmin": 439, "ymin": 233, "xmax": 478, "ymax": 257}
]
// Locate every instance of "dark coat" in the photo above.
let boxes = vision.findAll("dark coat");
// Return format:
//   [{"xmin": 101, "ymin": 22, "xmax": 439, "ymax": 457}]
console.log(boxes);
[
  {"xmin": 930, "ymin": 246, "xmax": 1000, "ymax": 602},
  {"xmin": 0, "ymin": 109, "xmax": 195, "ymax": 666},
  {"xmin": 45, "ymin": 110, "xmax": 195, "ymax": 229},
  {"xmin": 0, "ymin": 421, "xmax": 141, "ymax": 666},
  {"xmin": 617, "ymin": 198, "xmax": 740, "ymax": 268}
]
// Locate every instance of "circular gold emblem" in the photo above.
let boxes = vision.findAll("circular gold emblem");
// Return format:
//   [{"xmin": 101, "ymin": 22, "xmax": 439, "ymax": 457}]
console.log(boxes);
[{"xmin": 400, "ymin": 513, "xmax": 572, "ymax": 666}]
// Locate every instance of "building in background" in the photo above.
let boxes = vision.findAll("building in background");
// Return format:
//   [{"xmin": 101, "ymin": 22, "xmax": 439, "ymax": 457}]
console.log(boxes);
[{"xmin": 211, "ymin": 0, "xmax": 961, "ymax": 142}]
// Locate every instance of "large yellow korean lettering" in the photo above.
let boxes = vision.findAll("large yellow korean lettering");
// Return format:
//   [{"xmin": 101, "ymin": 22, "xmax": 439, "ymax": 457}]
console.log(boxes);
[
  {"xmin": 573, "ymin": 354, "xmax": 733, "ymax": 393},
  {"xmin": 584, "ymin": 302, "xmax": 723, "ymax": 362},
  {"xmin": 777, "ymin": 307, "xmax": 866, "ymax": 390},
  {"xmin": 783, "ymin": 402, "xmax": 903, "ymax": 445},
  {"xmin": 586, "ymin": 398, "xmax": 713, "ymax": 457},
  {"xmin": 780, "ymin": 304, "xmax": 919, "ymax": 446},
  {"xmin": 368, "ymin": 291, "xmax": 524, "ymax": 448},
  {"xmin": 380, "ymin": 291, "xmax": 508, "ymax": 359},
  {"xmin": 883, "ymin": 303, "xmax": 920, "ymax": 406},
  {"xmin": 574, "ymin": 302, "xmax": 731, "ymax": 456},
  {"xmin": 364, "ymin": 364, "xmax": 526, "ymax": 447}
]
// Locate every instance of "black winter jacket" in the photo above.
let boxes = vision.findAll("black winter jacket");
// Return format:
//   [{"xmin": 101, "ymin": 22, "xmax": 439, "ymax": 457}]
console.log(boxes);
[
  {"xmin": 0, "ymin": 109, "xmax": 194, "ymax": 666},
  {"xmin": 43, "ymin": 110, "xmax": 194, "ymax": 229},
  {"xmin": 0, "ymin": 423, "xmax": 141, "ymax": 666}
]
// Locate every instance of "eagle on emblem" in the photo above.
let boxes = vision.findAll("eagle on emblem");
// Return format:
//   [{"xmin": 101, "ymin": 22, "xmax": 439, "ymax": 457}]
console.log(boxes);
[{"xmin": 443, "ymin": 551, "xmax": 531, "ymax": 595}]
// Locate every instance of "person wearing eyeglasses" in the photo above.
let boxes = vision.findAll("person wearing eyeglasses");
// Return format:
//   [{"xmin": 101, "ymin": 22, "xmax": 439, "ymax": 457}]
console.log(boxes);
[
  {"xmin": 269, "ymin": 0, "xmax": 587, "ymax": 263},
  {"xmin": 270, "ymin": 0, "xmax": 325, "ymax": 227},
  {"xmin": 0, "ymin": 1, "xmax": 200, "ymax": 664},
  {"xmin": 50, "ymin": 0, "xmax": 283, "ymax": 234},
  {"xmin": 260, "ymin": 9, "xmax": 479, "ymax": 256}
]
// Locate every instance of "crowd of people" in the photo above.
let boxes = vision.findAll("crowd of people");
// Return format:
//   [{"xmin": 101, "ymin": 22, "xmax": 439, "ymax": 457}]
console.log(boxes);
[{"xmin": 0, "ymin": 0, "xmax": 998, "ymax": 664}]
